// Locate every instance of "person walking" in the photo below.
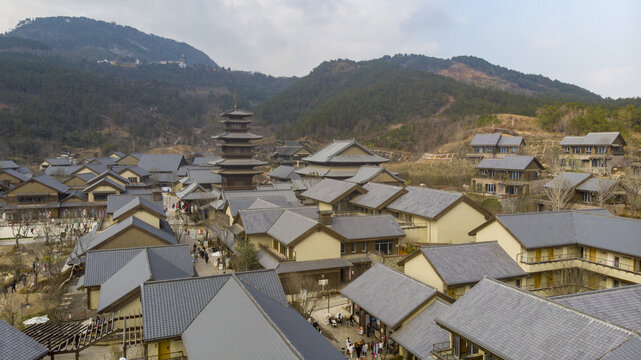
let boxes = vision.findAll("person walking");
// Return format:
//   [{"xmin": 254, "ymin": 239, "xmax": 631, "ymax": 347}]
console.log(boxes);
[{"xmin": 10, "ymin": 279, "xmax": 17, "ymax": 293}]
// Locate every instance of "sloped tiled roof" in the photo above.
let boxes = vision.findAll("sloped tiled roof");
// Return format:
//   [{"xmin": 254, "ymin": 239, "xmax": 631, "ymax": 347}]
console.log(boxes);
[
  {"xmin": 275, "ymin": 258, "xmax": 353, "ymax": 274},
  {"xmin": 436, "ymin": 278, "xmax": 640, "ymax": 360},
  {"xmin": 44, "ymin": 165, "xmax": 82, "ymax": 177},
  {"xmin": 477, "ymin": 155, "xmax": 543, "ymax": 171},
  {"xmin": 112, "ymin": 197, "xmax": 165, "ymax": 220},
  {"xmin": 301, "ymin": 178, "xmax": 364, "ymax": 204},
  {"xmin": 184, "ymin": 169, "xmax": 222, "ymax": 185},
  {"xmin": 303, "ymin": 139, "xmax": 388, "ymax": 164},
  {"xmin": 390, "ymin": 299, "xmax": 451, "ymax": 360},
  {"xmin": 227, "ymin": 196, "xmax": 291, "ymax": 217},
  {"xmin": 470, "ymin": 133, "xmax": 502, "ymax": 146},
  {"xmin": 181, "ymin": 276, "xmax": 343, "ymax": 360},
  {"xmin": 497, "ymin": 135, "xmax": 524, "ymax": 146},
  {"xmin": 268, "ymin": 165, "xmax": 298, "ymax": 180},
  {"xmin": 0, "ymin": 319, "xmax": 48, "ymax": 360},
  {"xmin": 44, "ymin": 157, "xmax": 73, "ymax": 166},
  {"xmin": 340, "ymin": 263, "xmax": 437, "ymax": 328},
  {"xmin": 489, "ymin": 211, "xmax": 641, "ymax": 257},
  {"xmin": 0, "ymin": 160, "xmax": 20, "ymax": 169},
  {"xmin": 142, "ymin": 269, "xmax": 286, "ymax": 341},
  {"xmin": 106, "ymin": 194, "xmax": 159, "ymax": 214},
  {"xmin": 552, "ymin": 284, "xmax": 641, "ymax": 333},
  {"xmin": 137, "ymin": 154, "xmax": 185, "ymax": 173},
  {"xmin": 30, "ymin": 174, "xmax": 70, "ymax": 194},
  {"xmin": 386, "ymin": 187, "xmax": 463, "ymax": 219},
  {"xmin": 328, "ymin": 214, "xmax": 405, "ymax": 240},
  {"xmin": 544, "ymin": 172, "xmax": 591, "ymax": 189},
  {"xmin": 559, "ymin": 132, "xmax": 625, "ymax": 146},
  {"xmin": 0, "ymin": 168, "xmax": 31, "ymax": 182},
  {"xmin": 344, "ymin": 165, "xmax": 403, "ymax": 185},
  {"xmin": 416, "ymin": 242, "xmax": 527, "ymax": 286},
  {"xmin": 267, "ymin": 210, "xmax": 318, "ymax": 245},
  {"xmin": 224, "ymin": 188, "xmax": 299, "ymax": 203},
  {"xmin": 576, "ymin": 178, "xmax": 620, "ymax": 193},
  {"xmin": 239, "ymin": 207, "xmax": 319, "ymax": 235},
  {"xmin": 350, "ymin": 182, "xmax": 406, "ymax": 210}
]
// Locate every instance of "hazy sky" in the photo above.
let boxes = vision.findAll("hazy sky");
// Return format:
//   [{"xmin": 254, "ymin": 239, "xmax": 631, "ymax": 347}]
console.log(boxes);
[{"xmin": 2, "ymin": 0, "xmax": 640, "ymax": 98}]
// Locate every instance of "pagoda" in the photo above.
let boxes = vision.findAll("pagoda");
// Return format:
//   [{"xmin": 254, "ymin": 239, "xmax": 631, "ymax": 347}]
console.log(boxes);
[{"xmin": 212, "ymin": 106, "xmax": 266, "ymax": 190}]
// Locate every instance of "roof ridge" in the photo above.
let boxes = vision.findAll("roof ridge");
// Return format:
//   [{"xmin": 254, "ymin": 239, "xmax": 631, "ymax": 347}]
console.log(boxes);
[
  {"xmin": 145, "ymin": 272, "xmax": 232, "ymax": 286},
  {"xmin": 422, "ymin": 241, "xmax": 498, "ymax": 250},
  {"xmin": 552, "ymin": 283, "xmax": 641, "ymax": 300},
  {"xmin": 482, "ymin": 278, "xmax": 638, "ymax": 336},
  {"xmin": 372, "ymin": 263, "xmax": 438, "ymax": 292},
  {"xmin": 232, "ymin": 275, "xmax": 304, "ymax": 359},
  {"xmin": 143, "ymin": 248, "xmax": 152, "ymax": 280}
]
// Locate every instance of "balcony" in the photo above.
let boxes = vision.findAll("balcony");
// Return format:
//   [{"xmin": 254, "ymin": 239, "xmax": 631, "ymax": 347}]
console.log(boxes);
[
  {"xmin": 432, "ymin": 342, "xmax": 457, "ymax": 360},
  {"xmin": 257, "ymin": 243, "xmax": 293, "ymax": 262}
]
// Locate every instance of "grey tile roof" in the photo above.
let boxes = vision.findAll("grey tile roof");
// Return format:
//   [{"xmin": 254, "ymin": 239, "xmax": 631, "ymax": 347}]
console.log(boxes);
[
  {"xmin": 476, "ymin": 155, "xmax": 543, "ymax": 171},
  {"xmin": 435, "ymin": 278, "xmax": 639, "ymax": 360},
  {"xmin": 386, "ymin": 186, "xmax": 463, "ymax": 219},
  {"xmin": 497, "ymin": 135, "xmax": 524, "ymax": 146},
  {"xmin": 390, "ymin": 299, "xmax": 451, "ymax": 360},
  {"xmin": 142, "ymin": 269, "xmax": 286, "ymax": 341},
  {"xmin": 109, "ymin": 151, "xmax": 126, "ymax": 158},
  {"xmin": 0, "ymin": 160, "xmax": 20, "ymax": 169},
  {"xmin": 470, "ymin": 133, "xmax": 501, "ymax": 146},
  {"xmin": 494, "ymin": 211, "xmax": 641, "ymax": 257},
  {"xmin": 106, "ymin": 194, "xmax": 159, "ymax": 214},
  {"xmin": 227, "ymin": 196, "xmax": 291, "ymax": 217},
  {"xmin": 44, "ymin": 165, "xmax": 82, "ymax": 177},
  {"xmin": 82, "ymin": 177, "xmax": 126, "ymax": 193},
  {"xmin": 248, "ymin": 198, "xmax": 282, "ymax": 209},
  {"xmin": 301, "ymin": 178, "xmax": 363, "ymax": 203},
  {"xmin": 344, "ymin": 165, "xmax": 403, "ymax": 185},
  {"xmin": 112, "ymin": 196, "xmax": 165, "ymax": 220},
  {"xmin": 0, "ymin": 319, "xmax": 48, "ymax": 360},
  {"xmin": 350, "ymin": 182, "xmax": 406, "ymax": 210},
  {"xmin": 185, "ymin": 169, "xmax": 222, "ymax": 185},
  {"xmin": 544, "ymin": 172, "xmax": 591, "ymax": 189},
  {"xmin": 1, "ymin": 168, "xmax": 31, "ymax": 182},
  {"xmin": 328, "ymin": 214, "xmax": 405, "ymax": 240},
  {"xmin": 83, "ymin": 163, "xmax": 109, "ymax": 174},
  {"xmin": 30, "ymin": 174, "xmax": 70, "ymax": 194},
  {"xmin": 75, "ymin": 172, "xmax": 97, "ymax": 183},
  {"xmin": 275, "ymin": 145, "xmax": 305, "ymax": 156},
  {"xmin": 268, "ymin": 165, "xmax": 297, "ymax": 180},
  {"xmin": 600, "ymin": 337, "xmax": 641, "ymax": 360},
  {"xmin": 418, "ymin": 242, "xmax": 527, "ymax": 286},
  {"xmin": 559, "ymin": 132, "xmax": 625, "ymax": 146},
  {"xmin": 175, "ymin": 183, "xmax": 205, "ymax": 200},
  {"xmin": 576, "ymin": 178, "xmax": 619, "ymax": 193},
  {"xmin": 97, "ymin": 250, "xmax": 151, "ymax": 312},
  {"xmin": 257, "ymin": 249, "xmax": 280, "ymax": 269},
  {"xmin": 267, "ymin": 210, "xmax": 318, "ymax": 245},
  {"xmin": 113, "ymin": 165, "xmax": 151, "ymax": 177},
  {"xmin": 137, "ymin": 154, "xmax": 185, "ymax": 173},
  {"xmin": 276, "ymin": 258, "xmax": 353, "ymax": 274},
  {"xmin": 340, "ymin": 263, "xmax": 437, "ymax": 328},
  {"xmin": 224, "ymin": 188, "xmax": 300, "ymax": 203},
  {"xmin": 72, "ymin": 216, "xmax": 177, "ymax": 258},
  {"xmin": 44, "ymin": 157, "xmax": 73, "ymax": 166},
  {"xmin": 84, "ymin": 247, "xmax": 142, "ymax": 287},
  {"xmin": 303, "ymin": 139, "xmax": 388, "ymax": 164},
  {"xmin": 193, "ymin": 155, "xmax": 222, "ymax": 166},
  {"xmin": 239, "ymin": 206, "xmax": 319, "ymax": 235},
  {"xmin": 553, "ymin": 284, "xmax": 641, "ymax": 333}
]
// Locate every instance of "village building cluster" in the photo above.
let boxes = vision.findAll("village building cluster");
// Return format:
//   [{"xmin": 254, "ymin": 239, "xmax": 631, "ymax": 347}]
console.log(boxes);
[{"xmin": 2, "ymin": 107, "xmax": 641, "ymax": 360}]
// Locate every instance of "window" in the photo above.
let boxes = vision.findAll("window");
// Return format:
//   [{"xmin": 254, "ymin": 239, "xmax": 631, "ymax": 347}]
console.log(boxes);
[
  {"xmin": 485, "ymin": 184, "xmax": 496, "ymax": 193},
  {"xmin": 560, "ymin": 158, "xmax": 566, "ymax": 166},
  {"xmin": 511, "ymin": 146, "xmax": 517, "ymax": 153},
  {"xmin": 573, "ymin": 147, "xmax": 581, "ymax": 154},
  {"xmin": 489, "ymin": 170, "xmax": 496, "ymax": 178},
  {"xmin": 351, "ymin": 243, "xmax": 356, "ymax": 253},
  {"xmin": 614, "ymin": 256, "xmax": 620, "ymax": 268},
  {"xmin": 362, "ymin": 242, "xmax": 367, "ymax": 252},
  {"xmin": 375, "ymin": 240, "xmax": 393, "ymax": 255},
  {"xmin": 596, "ymin": 146, "xmax": 606, "ymax": 154},
  {"xmin": 280, "ymin": 245, "xmax": 287, "ymax": 256},
  {"xmin": 481, "ymin": 169, "xmax": 487, "ymax": 176},
  {"xmin": 485, "ymin": 354, "xmax": 496, "ymax": 360},
  {"xmin": 585, "ymin": 146, "xmax": 592, "ymax": 154},
  {"xmin": 583, "ymin": 192, "xmax": 593, "ymax": 203},
  {"xmin": 515, "ymin": 279, "xmax": 521, "ymax": 288},
  {"xmin": 564, "ymin": 146, "xmax": 570, "ymax": 153},
  {"xmin": 510, "ymin": 171, "xmax": 521, "ymax": 180},
  {"xmin": 18, "ymin": 196, "xmax": 44, "ymax": 204},
  {"xmin": 614, "ymin": 280, "xmax": 620, "ymax": 288},
  {"xmin": 486, "ymin": 146, "xmax": 493, "ymax": 153},
  {"xmin": 499, "ymin": 147, "xmax": 509, "ymax": 153},
  {"xmin": 341, "ymin": 243, "xmax": 345, "ymax": 254},
  {"xmin": 475, "ymin": 146, "xmax": 483, "ymax": 153}
]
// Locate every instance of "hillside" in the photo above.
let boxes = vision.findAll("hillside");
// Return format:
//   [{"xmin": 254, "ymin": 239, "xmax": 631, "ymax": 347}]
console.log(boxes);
[
  {"xmin": 384, "ymin": 54, "xmax": 601, "ymax": 102},
  {"xmin": 0, "ymin": 50, "xmax": 293, "ymax": 161},
  {"xmin": 4, "ymin": 17, "xmax": 217, "ymax": 67}
]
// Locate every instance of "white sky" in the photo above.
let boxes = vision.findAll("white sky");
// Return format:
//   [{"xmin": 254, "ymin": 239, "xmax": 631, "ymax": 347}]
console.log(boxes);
[{"xmin": 1, "ymin": 0, "xmax": 640, "ymax": 98}]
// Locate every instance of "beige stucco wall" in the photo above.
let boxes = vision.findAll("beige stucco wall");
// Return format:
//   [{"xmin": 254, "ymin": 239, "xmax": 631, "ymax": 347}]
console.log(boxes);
[
  {"xmin": 9, "ymin": 181, "xmax": 57, "ymax": 195},
  {"xmin": 434, "ymin": 202, "xmax": 486, "ymax": 244},
  {"xmin": 94, "ymin": 228, "xmax": 171, "ymax": 250},
  {"xmin": 248, "ymin": 234, "xmax": 272, "ymax": 248},
  {"xmin": 0, "ymin": 172, "xmax": 21, "ymax": 185},
  {"xmin": 64, "ymin": 176, "xmax": 87, "ymax": 187},
  {"xmin": 474, "ymin": 221, "xmax": 523, "ymax": 265},
  {"xmin": 403, "ymin": 254, "xmax": 445, "ymax": 292},
  {"xmin": 293, "ymin": 230, "xmax": 341, "ymax": 261},
  {"xmin": 88, "ymin": 288, "xmax": 100, "ymax": 310},
  {"xmin": 402, "ymin": 216, "xmax": 430, "ymax": 244},
  {"xmin": 77, "ymin": 168, "xmax": 96, "ymax": 175},
  {"xmin": 318, "ymin": 201, "xmax": 333, "ymax": 212},
  {"xmin": 120, "ymin": 170, "xmax": 140, "ymax": 182},
  {"xmin": 88, "ymin": 185, "xmax": 120, "ymax": 202},
  {"xmin": 127, "ymin": 210, "xmax": 160, "ymax": 228},
  {"xmin": 117, "ymin": 155, "xmax": 139, "ymax": 166},
  {"xmin": 106, "ymin": 295, "xmax": 142, "ymax": 315}
]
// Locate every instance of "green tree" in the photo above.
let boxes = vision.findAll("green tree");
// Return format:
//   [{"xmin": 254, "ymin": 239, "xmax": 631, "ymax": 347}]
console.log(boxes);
[{"xmin": 230, "ymin": 239, "xmax": 261, "ymax": 271}]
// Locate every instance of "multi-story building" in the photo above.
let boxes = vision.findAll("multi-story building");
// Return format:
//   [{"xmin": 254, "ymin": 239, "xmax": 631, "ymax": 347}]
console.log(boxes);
[
  {"xmin": 470, "ymin": 209, "xmax": 641, "ymax": 295},
  {"xmin": 537, "ymin": 172, "xmax": 627, "ymax": 210},
  {"xmin": 471, "ymin": 155, "xmax": 544, "ymax": 198},
  {"xmin": 558, "ymin": 132, "xmax": 626, "ymax": 174},
  {"xmin": 467, "ymin": 133, "xmax": 525, "ymax": 160}
]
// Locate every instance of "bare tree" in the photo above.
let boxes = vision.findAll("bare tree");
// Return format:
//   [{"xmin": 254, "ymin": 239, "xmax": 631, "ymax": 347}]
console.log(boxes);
[
  {"xmin": 545, "ymin": 175, "xmax": 575, "ymax": 211},
  {"xmin": 622, "ymin": 171, "xmax": 641, "ymax": 217},
  {"xmin": 282, "ymin": 273, "xmax": 322, "ymax": 320},
  {"xmin": 596, "ymin": 179, "xmax": 617, "ymax": 208},
  {"xmin": 0, "ymin": 292, "xmax": 19, "ymax": 326},
  {"xmin": 8, "ymin": 211, "xmax": 32, "ymax": 248}
]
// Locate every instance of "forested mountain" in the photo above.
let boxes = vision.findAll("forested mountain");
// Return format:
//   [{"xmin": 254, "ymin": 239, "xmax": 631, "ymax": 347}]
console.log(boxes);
[
  {"xmin": 4, "ymin": 17, "xmax": 217, "ymax": 66},
  {"xmin": 0, "ymin": 49, "xmax": 294, "ymax": 159}
]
